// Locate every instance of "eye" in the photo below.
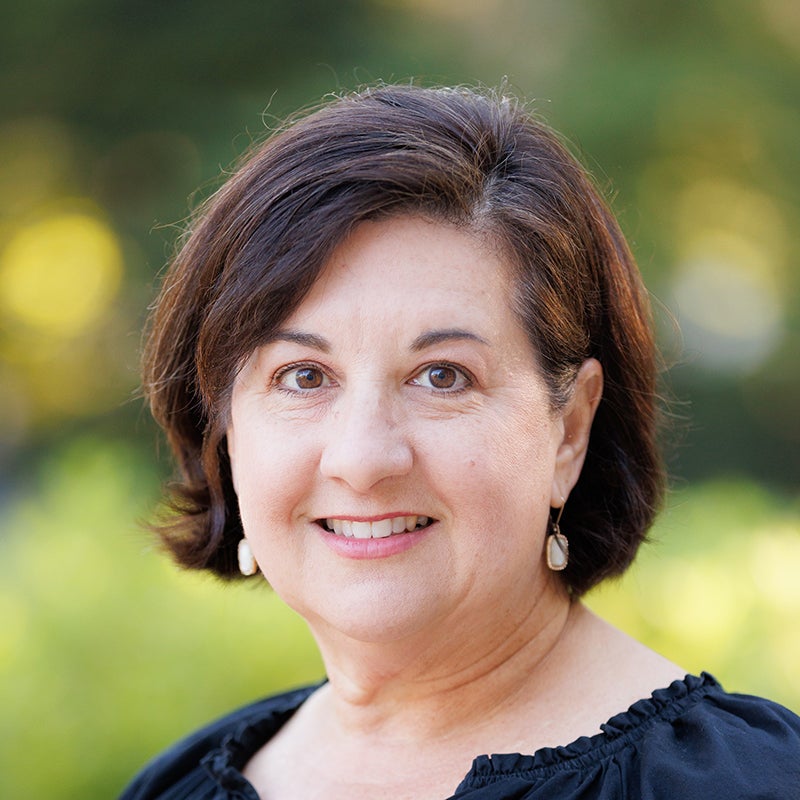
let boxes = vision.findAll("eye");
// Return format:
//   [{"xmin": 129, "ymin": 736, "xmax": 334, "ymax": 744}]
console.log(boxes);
[
  {"xmin": 275, "ymin": 364, "xmax": 331, "ymax": 391},
  {"xmin": 411, "ymin": 363, "xmax": 472, "ymax": 392}
]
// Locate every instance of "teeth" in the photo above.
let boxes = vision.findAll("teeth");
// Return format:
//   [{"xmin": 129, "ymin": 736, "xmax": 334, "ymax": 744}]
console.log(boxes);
[
  {"xmin": 391, "ymin": 516, "xmax": 407, "ymax": 534},
  {"xmin": 371, "ymin": 519, "xmax": 393, "ymax": 538},
  {"xmin": 324, "ymin": 516, "xmax": 431, "ymax": 538},
  {"xmin": 351, "ymin": 521, "xmax": 372, "ymax": 539}
]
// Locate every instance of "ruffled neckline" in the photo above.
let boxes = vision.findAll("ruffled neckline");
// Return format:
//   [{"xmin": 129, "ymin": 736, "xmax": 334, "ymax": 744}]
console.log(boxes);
[
  {"xmin": 459, "ymin": 672, "xmax": 719, "ymax": 786},
  {"xmin": 202, "ymin": 673, "xmax": 721, "ymax": 795},
  {"xmin": 201, "ymin": 684, "xmax": 321, "ymax": 797}
]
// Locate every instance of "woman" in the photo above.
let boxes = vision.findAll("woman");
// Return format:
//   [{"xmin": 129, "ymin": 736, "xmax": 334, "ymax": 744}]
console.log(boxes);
[{"xmin": 122, "ymin": 85, "xmax": 800, "ymax": 799}]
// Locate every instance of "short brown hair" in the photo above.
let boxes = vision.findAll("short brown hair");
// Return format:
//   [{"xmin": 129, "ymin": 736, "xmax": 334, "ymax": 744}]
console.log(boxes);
[{"xmin": 143, "ymin": 84, "xmax": 664, "ymax": 596}]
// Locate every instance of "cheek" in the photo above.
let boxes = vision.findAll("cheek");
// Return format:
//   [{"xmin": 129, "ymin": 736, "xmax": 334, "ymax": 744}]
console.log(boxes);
[
  {"xmin": 463, "ymin": 413, "xmax": 559, "ymax": 531},
  {"xmin": 229, "ymin": 421, "xmax": 319, "ymax": 525},
  {"xmin": 469, "ymin": 407, "xmax": 558, "ymax": 475},
  {"xmin": 428, "ymin": 410, "xmax": 557, "ymax": 504}
]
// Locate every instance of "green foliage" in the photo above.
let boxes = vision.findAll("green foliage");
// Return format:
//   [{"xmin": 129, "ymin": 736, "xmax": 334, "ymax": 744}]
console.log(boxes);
[
  {"xmin": 587, "ymin": 481, "xmax": 800, "ymax": 711},
  {"xmin": 1, "ymin": 439, "xmax": 797, "ymax": 798}
]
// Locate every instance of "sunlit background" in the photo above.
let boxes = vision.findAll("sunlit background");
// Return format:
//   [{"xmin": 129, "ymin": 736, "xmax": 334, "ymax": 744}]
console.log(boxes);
[{"xmin": 1, "ymin": 1, "xmax": 798, "ymax": 797}]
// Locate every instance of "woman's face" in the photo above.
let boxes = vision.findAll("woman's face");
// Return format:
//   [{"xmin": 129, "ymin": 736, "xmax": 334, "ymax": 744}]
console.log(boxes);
[{"xmin": 227, "ymin": 216, "xmax": 594, "ymax": 645}]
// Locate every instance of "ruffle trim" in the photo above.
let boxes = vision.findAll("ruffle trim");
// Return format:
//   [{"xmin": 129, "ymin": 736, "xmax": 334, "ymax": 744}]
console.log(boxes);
[
  {"xmin": 201, "ymin": 684, "xmax": 320, "ymax": 796},
  {"xmin": 199, "ymin": 674, "xmax": 722, "ymax": 793},
  {"xmin": 461, "ymin": 672, "xmax": 719, "ymax": 784}
]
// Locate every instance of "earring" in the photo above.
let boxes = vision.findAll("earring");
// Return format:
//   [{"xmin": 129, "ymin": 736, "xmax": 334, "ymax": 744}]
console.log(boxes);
[
  {"xmin": 546, "ymin": 501, "xmax": 569, "ymax": 571},
  {"xmin": 237, "ymin": 538, "xmax": 258, "ymax": 576}
]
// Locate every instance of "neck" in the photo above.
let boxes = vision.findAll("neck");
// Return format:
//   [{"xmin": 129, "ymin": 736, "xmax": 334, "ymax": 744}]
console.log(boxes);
[{"xmin": 306, "ymin": 581, "xmax": 579, "ymax": 743}]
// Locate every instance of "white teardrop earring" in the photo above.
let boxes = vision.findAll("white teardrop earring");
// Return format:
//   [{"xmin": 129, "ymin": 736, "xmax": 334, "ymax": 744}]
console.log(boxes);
[
  {"xmin": 237, "ymin": 538, "xmax": 258, "ymax": 576},
  {"xmin": 546, "ymin": 501, "xmax": 569, "ymax": 571}
]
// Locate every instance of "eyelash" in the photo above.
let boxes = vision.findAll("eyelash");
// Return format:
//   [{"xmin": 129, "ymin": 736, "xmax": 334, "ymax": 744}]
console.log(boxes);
[{"xmin": 271, "ymin": 361, "xmax": 474, "ymax": 394}]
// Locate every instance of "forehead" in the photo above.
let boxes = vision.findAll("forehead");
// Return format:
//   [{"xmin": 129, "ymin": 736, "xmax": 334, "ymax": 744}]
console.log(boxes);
[{"xmin": 283, "ymin": 216, "xmax": 518, "ymax": 333}]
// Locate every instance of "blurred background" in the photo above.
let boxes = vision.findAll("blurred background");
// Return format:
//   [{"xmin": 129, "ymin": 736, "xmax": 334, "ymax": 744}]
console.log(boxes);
[{"xmin": 1, "ymin": 0, "xmax": 798, "ymax": 796}]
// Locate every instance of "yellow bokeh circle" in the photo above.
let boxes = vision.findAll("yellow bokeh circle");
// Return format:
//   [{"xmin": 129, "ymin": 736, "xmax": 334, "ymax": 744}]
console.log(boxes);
[{"xmin": 0, "ymin": 212, "xmax": 123, "ymax": 336}]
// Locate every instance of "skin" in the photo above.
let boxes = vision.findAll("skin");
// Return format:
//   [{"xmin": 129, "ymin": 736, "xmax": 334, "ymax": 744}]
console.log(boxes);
[{"xmin": 226, "ymin": 216, "xmax": 684, "ymax": 799}]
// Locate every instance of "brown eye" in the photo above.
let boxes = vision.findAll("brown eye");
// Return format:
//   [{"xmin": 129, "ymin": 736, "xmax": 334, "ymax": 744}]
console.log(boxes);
[
  {"xmin": 412, "ymin": 363, "xmax": 471, "ymax": 392},
  {"xmin": 428, "ymin": 366, "xmax": 457, "ymax": 389},
  {"xmin": 295, "ymin": 368, "xmax": 323, "ymax": 389},
  {"xmin": 277, "ymin": 365, "xmax": 330, "ymax": 391}
]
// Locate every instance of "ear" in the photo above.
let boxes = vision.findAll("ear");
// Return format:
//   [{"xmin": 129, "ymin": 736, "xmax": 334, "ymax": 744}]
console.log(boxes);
[{"xmin": 551, "ymin": 358, "xmax": 603, "ymax": 506}]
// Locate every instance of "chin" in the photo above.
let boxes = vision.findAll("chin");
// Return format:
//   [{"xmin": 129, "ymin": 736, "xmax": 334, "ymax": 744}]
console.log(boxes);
[{"xmin": 289, "ymin": 581, "xmax": 453, "ymax": 648}]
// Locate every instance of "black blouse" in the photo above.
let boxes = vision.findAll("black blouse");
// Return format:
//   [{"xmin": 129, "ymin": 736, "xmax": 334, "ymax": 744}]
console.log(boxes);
[{"xmin": 120, "ymin": 674, "xmax": 800, "ymax": 799}]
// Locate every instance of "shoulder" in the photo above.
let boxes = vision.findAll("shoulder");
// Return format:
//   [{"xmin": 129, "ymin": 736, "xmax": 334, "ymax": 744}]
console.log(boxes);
[
  {"xmin": 631, "ymin": 674, "xmax": 800, "ymax": 796},
  {"xmin": 118, "ymin": 684, "xmax": 318, "ymax": 800},
  {"xmin": 462, "ymin": 675, "xmax": 800, "ymax": 799}
]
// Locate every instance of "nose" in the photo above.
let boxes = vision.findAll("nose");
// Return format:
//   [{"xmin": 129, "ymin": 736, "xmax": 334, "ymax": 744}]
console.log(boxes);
[{"xmin": 319, "ymin": 383, "xmax": 413, "ymax": 493}]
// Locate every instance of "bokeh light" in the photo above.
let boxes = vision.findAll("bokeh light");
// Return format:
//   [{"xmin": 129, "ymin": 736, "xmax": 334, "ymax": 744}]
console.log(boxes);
[
  {"xmin": 666, "ymin": 179, "xmax": 788, "ymax": 372},
  {"xmin": 671, "ymin": 240, "xmax": 783, "ymax": 372},
  {"xmin": 0, "ymin": 210, "xmax": 123, "ymax": 337}
]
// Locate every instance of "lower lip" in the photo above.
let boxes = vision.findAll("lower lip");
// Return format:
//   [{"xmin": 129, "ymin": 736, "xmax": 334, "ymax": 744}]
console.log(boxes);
[{"xmin": 318, "ymin": 525, "xmax": 432, "ymax": 559}]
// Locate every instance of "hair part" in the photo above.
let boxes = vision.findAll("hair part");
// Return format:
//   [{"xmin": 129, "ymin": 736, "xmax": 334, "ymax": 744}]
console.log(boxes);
[{"xmin": 143, "ymin": 84, "xmax": 664, "ymax": 595}]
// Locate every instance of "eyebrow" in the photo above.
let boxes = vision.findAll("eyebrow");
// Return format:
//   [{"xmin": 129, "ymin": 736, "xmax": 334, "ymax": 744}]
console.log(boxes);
[
  {"xmin": 410, "ymin": 329, "xmax": 490, "ymax": 351},
  {"xmin": 264, "ymin": 330, "xmax": 332, "ymax": 352}
]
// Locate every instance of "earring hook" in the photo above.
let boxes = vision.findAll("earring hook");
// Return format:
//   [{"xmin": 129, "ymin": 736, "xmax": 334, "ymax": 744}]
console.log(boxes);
[{"xmin": 553, "ymin": 496, "xmax": 565, "ymax": 528}]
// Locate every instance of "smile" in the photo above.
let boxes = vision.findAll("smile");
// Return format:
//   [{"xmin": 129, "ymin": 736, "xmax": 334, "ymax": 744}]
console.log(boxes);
[{"xmin": 319, "ymin": 516, "xmax": 432, "ymax": 539}]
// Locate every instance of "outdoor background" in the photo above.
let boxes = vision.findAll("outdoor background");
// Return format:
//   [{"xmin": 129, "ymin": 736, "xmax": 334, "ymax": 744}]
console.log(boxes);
[{"xmin": 1, "ymin": 1, "xmax": 798, "ymax": 797}]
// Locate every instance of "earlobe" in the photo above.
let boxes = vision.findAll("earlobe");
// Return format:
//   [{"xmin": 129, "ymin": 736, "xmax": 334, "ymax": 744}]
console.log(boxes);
[{"xmin": 551, "ymin": 358, "xmax": 603, "ymax": 504}]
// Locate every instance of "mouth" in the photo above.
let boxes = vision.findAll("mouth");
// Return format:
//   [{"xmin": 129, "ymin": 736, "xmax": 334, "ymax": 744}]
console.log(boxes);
[{"xmin": 317, "ymin": 515, "xmax": 435, "ymax": 539}]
